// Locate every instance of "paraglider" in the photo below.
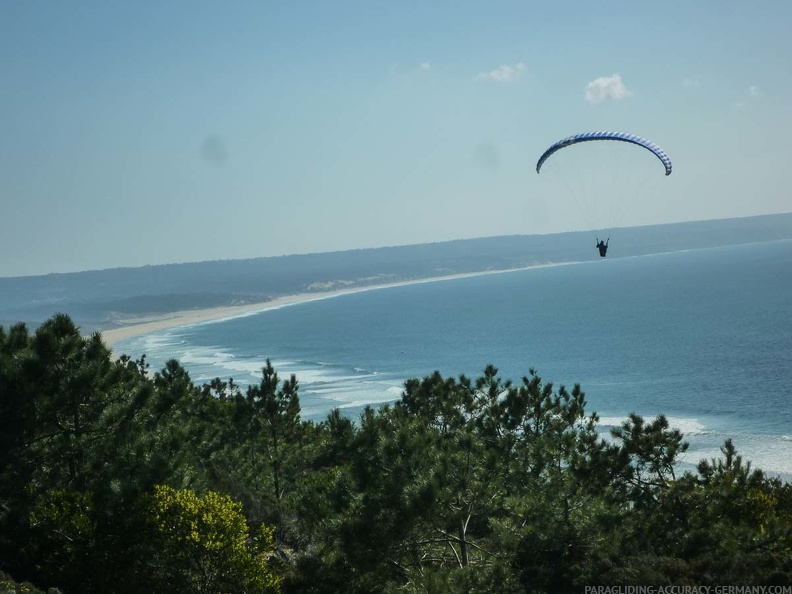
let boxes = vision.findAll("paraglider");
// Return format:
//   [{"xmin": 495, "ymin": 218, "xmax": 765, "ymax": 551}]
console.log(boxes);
[
  {"xmin": 596, "ymin": 238, "xmax": 609, "ymax": 258},
  {"xmin": 536, "ymin": 131, "xmax": 672, "ymax": 257},
  {"xmin": 536, "ymin": 131, "xmax": 672, "ymax": 176}
]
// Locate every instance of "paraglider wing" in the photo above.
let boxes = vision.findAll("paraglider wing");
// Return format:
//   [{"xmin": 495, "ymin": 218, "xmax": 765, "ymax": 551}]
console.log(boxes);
[{"xmin": 535, "ymin": 131, "xmax": 672, "ymax": 176}]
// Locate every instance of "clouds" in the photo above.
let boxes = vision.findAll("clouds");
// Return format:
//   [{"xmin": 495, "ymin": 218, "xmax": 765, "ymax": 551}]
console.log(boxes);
[
  {"xmin": 419, "ymin": 62, "xmax": 431, "ymax": 71},
  {"xmin": 477, "ymin": 62, "xmax": 525, "ymax": 82},
  {"xmin": 733, "ymin": 85, "xmax": 762, "ymax": 110},
  {"xmin": 584, "ymin": 73, "xmax": 632, "ymax": 104},
  {"xmin": 682, "ymin": 76, "xmax": 701, "ymax": 89}
]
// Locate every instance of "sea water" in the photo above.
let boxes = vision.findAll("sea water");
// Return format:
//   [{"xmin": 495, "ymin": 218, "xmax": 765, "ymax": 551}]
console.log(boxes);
[{"xmin": 115, "ymin": 240, "xmax": 792, "ymax": 479}]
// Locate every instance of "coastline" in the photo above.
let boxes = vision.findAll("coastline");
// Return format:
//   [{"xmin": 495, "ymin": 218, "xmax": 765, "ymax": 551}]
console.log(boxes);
[{"xmin": 100, "ymin": 261, "xmax": 574, "ymax": 348}]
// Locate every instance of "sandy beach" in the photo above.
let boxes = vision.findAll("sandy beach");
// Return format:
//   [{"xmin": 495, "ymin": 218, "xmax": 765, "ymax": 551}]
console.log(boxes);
[{"xmin": 100, "ymin": 262, "xmax": 571, "ymax": 348}]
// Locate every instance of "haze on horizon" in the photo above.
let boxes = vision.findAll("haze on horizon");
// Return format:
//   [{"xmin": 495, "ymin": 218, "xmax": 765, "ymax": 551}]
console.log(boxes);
[{"xmin": 2, "ymin": 1, "xmax": 791, "ymax": 278}]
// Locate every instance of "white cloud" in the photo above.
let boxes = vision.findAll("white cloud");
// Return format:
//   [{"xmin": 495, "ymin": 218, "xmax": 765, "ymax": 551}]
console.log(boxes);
[
  {"xmin": 682, "ymin": 76, "xmax": 701, "ymax": 88},
  {"xmin": 419, "ymin": 62, "xmax": 431, "ymax": 71},
  {"xmin": 733, "ymin": 86, "xmax": 762, "ymax": 110},
  {"xmin": 584, "ymin": 73, "xmax": 632, "ymax": 104},
  {"xmin": 476, "ymin": 62, "xmax": 525, "ymax": 82}
]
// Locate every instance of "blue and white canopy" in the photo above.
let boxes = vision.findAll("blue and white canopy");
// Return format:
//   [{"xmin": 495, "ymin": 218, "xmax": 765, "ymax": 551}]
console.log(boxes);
[{"xmin": 536, "ymin": 131, "xmax": 672, "ymax": 176}]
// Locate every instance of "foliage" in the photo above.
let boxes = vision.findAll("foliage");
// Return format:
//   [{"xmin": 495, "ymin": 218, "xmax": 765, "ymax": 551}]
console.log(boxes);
[
  {"xmin": 147, "ymin": 485, "xmax": 280, "ymax": 593},
  {"xmin": 2, "ymin": 314, "xmax": 792, "ymax": 593},
  {"xmin": 26, "ymin": 489, "xmax": 95, "ymax": 589},
  {"xmin": 0, "ymin": 569, "xmax": 60, "ymax": 594}
]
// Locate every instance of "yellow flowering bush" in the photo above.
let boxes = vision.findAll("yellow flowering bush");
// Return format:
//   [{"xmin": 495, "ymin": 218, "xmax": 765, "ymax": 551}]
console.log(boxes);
[{"xmin": 149, "ymin": 485, "xmax": 280, "ymax": 593}]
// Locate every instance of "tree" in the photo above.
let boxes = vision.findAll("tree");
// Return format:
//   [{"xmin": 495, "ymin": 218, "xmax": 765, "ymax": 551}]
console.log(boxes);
[
  {"xmin": 18, "ymin": 314, "xmax": 114, "ymax": 492},
  {"xmin": 0, "ymin": 315, "xmax": 117, "ymax": 585},
  {"xmin": 148, "ymin": 485, "xmax": 280, "ymax": 593},
  {"xmin": 223, "ymin": 359, "xmax": 303, "ymax": 539}
]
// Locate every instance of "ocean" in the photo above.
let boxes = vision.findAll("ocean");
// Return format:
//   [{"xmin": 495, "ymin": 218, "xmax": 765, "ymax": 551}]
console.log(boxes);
[{"xmin": 115, "ymin": 240, "xmax": 792, "ymax": 479}]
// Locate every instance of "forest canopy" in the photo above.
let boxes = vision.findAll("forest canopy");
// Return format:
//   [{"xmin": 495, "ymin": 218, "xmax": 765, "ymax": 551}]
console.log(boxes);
[{"xmin": 1, "ymin": 314, "xmax": 790, "ymax": 593}]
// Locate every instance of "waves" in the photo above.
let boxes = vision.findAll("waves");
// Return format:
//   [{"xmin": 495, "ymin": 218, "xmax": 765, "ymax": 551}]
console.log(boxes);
[
  {"xmin": 597, "ymin": 415, "xmax": 792, "ymax": 480},
  {"xmin": 116, "ymin": 329, "xmax": 409, "ymax": 420}
]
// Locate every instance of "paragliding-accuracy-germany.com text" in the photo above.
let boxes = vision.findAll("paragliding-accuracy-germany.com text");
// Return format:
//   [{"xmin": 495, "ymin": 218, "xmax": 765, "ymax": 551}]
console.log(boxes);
[{"xmin": 585, "ymin": 586, "xmax": 792, "ymax": 594}]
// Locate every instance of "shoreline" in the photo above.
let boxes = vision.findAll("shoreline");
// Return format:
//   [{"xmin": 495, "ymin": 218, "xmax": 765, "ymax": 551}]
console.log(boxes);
[{"xmin": 101, "ymin": 261, "xmax": 576, "ymax": 348}]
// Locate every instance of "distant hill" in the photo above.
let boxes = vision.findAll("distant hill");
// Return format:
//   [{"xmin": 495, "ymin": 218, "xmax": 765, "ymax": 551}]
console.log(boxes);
[{"xmin": 2, "ymin": 213, "xmax": 791, "ymax": 331}]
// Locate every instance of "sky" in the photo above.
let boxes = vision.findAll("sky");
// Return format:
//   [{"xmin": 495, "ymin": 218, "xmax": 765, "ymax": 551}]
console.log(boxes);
[{"xmin": 2, "ymin": 0, "xmax": 791, "ymax": 277}]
